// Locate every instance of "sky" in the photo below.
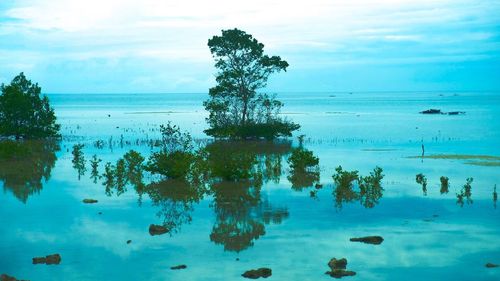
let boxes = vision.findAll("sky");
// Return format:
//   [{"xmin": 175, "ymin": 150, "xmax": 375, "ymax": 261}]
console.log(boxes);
[{"xmin": 0, "ymin": 0, "xmax": 499, "ymax": 93}]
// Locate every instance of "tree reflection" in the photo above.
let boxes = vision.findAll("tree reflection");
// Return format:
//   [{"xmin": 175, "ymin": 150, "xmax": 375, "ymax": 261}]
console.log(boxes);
[
  {"xmin": 204, "ymin": 141, "xmax": 291, "ymax": 252},
  {"xmin": 0, "ymin": 140, "xmax": 59, "ymax": 203},
  {"xmin": 440, "ymin": 176, "xmax": 449, "ymax": 194},
  {"xmin": 145, "ymin": 179, "xmax": 205, "ymax": 234},
  {"xmin": 71, "ymin": 144, "xmax": 86, "ymax": 180},
  {"xmin": 103, "ymin": 150, "xmax": 145, "ymax": 196},
  {"xmin": 416, "ymin": 173, "xmax": 427, "ymax": 196}
]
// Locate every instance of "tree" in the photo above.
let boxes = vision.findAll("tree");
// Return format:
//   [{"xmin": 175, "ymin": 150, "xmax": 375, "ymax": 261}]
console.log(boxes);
[
  {"xmin": 0, "ymin": 72, "xmax": 60, "ymax": 139},
  {"xmin": 204, "ymin": 28, "xmax": 300, "ymax": 139}
]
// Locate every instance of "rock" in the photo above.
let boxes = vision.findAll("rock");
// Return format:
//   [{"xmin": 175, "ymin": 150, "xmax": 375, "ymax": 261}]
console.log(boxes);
[
  {"xmin": 98, "ymin": 212, "xmax": 102, "ymax": 215},
  {"xmin": 447, "ymin": 111, "xmax": 465, "ymax": 115},
  {"xmin": 170, "ymin": 265, "xmax": 187, "ymax": 270},
  {"xmin": 0, "ymin": 274, "xmax": 29, "ymax": 281},
  {"xmin": 328, "ymin": 258, "xmax": 347, "ymax": 270},
  {"xmin": 82, "ymin": 199, "xmax": 98, "ymax": 204},
  {"xmin": 325, "ymin": 269, "xmax": 356, "ymax": 278},
  {"xmin": 241, "ymin": 268, "xmax": 272, "ymax": 279},
  {"xmin": 349, "ymin": 236, "xmax": 384, "ymax": 245},
  {"xmin": 32, "ymin": 254, "xmax": 61, "ymax": 265},
  {"xmin": 420, "ymin": 109, "xmax": 442, "ymax": 114},
  {"xmin": 485, "ymin": 263, "xmax": 499, "ymax": 268},
  {"xmin": 424, "ymin": 109, "xmax": 442, "ymax": 114},
  {"xmin": 149, "ymin": 224, "xmax": 169, "ymax": 236},
  {"xmin": 126, "ymin": 240, "xmax": 132, "ymax": 244}
]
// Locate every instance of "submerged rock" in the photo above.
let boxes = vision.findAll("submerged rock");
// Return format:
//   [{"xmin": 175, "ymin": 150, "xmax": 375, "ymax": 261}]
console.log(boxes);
[
  {"xmin": 149, "ymin": 224, "xmax": 169, "ymax": 236},
  {"xmin": 328, "ymin": 258, "xmax": 347, "ymax": 270},
  {"xmin": 0, "ymin": 274, "xmax": 29, "ymax": 281},
  {"xmin": 242, "ymin": 268, "xmax": 272, "ymax": 279},
  {"xmin": 126, "ymin": 240, "xmax": 132, "ymax": 244},
  {"xmin": 325, "ymin": 269, "xmax": 356, "ymax": 278},
  {"xmin": 32, "ymin": 254, "xmax": 61, "ymax": 265},
  {"xmin": 170, "ymin": 265, "xmax": 187, "ymax": 270},
  {"xmin": 326, "ymin": 258, "xmax": 356, "ymax": 279},
  {"xmin": 485, "ymin": 263, "xmax": 499, "ymax": 268},
  {"xmin": 420, "ymin": 109, "xmax": 441, "ymax": 114},
  {"xmin": 349, "ymin": 236, "xmax": 384, "ymax": 245},
  {"xmin": 82, "ymin": 199, "xmax": 98, "ymax": 204}
]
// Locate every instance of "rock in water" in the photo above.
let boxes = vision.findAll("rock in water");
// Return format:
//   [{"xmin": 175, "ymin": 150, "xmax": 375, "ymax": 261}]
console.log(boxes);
[
  {"xmin": 32, "ymin": 254, "xmax": 61, "ymax": 265},
  {"xmin": 149, "ymin": 224, "xmax": 169, "ymax": 236},
  {"xmin": 349, "ymin": 236, "xmax": 384, "ymax": 245},
  {"xmin": 170, "ymin": 265, "xmax": 187, "ymax": 270},
  {"xmin": 242, "ymin": 268, "xmax": 272, "ymax": 279},
  {"xmin": 0, "ymin": 274, "xmax": 29, "ymax": 281},
  {"xmin": 485, "ymin": 263, "xmax": 499, "ymax": 268},
  {"xmin": 420, "ymin": 109, "xmax": 442, "ymax": 114},
  {"xmin": 325, "ymin": 269, "xmax": 356, "ymax": 278},
  {"xmin": 328, "ymin": 258, "xmax": 347, "ymax": 270},
  {"xmin": 82, "ymin": 199, "xmax": 98, "ymax": 204}
]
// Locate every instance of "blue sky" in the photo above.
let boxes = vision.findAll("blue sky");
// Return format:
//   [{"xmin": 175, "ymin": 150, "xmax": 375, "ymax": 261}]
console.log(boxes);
[{"xmin": 0, "ymin": 0, "xmax": 499, "ymax": 93}]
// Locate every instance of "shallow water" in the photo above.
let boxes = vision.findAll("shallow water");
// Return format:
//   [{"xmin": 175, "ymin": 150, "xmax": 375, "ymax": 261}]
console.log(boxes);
[{"xmin": 1, "ymin": 91, "xmax": 499, "ymax": 280}]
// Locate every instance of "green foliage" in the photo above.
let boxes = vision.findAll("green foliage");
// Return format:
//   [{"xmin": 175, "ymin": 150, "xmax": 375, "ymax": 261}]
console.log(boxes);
[
  {"xmin": 204, "ymin": 29, "xmax": 299, "ymax": 139},
  {"xmin": 440, "ymin": 176, "xmax": 449, "ymax": 194},
  {"xmin": 103, "ymin": 150, "xmax": 146, "ymax": 196},
  {"xmin": 287, "ymin": 146, "xmax": 320, "ymax": 190},
  {"xmin": 288, "ymin": 147, "xmax": 319, "ymax": 171},
  {"xmin": 416, "ymin": 173, "xmax": 428, "ymax": 195},
  {"xmin": 0, "ymin": 73, "xmax": 60, "ymax": 139},
  {"xmin": 457, "ymin": 177, "xmax": 473, "ymax": 207},
  {"xmin": 359, "ymin": 167, "xmax": 384, "ymax": 208},
  {"xmin": 146, "ymin": 123, "xmax": 195, "ymax": 180}
]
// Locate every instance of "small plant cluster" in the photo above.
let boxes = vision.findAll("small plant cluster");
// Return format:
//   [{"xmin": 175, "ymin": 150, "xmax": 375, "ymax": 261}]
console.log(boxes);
[{"xmin": 332, "ymin": 166, "xmax": 384, "ymax": 209}]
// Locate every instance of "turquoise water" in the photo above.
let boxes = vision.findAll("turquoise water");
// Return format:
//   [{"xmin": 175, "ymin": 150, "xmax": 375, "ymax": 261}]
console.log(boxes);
[{"xmin": 1, "ymin": 92, "xmax": 499, "ymax": 280}]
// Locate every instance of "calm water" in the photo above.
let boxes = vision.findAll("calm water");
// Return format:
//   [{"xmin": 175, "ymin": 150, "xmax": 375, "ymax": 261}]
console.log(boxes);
[{"xmin": 1, "ymin": 92, "xmax": 499, "ymax": 280}]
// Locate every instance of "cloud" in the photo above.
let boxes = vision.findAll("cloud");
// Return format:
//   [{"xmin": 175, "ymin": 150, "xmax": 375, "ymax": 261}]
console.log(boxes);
[{"xmin": 0, "ymin": 0, "xmax": 499, "ymax": 92}]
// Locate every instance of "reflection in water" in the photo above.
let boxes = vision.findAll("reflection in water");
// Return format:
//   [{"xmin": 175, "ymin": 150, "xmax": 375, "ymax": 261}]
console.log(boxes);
[
  {"xmin": 90, "ymin": 155, "xmax": 102, "ymax": 184},
  {"xmin": 145, "ymin": 179, "xmax": 204, "ymax": 234},
  {"xmin": 0, "ymin": 140, "xmax": 59, "ymax": 203},
  {"xmin": 72, "ymin": 144, "xmax": 86, "ymax": 180},
  {"xmin": 416, "ymin": 173, "xmax": 428, "ymax": 196},
  {"xmin": 203, "ymin": 141, "xmax": 291, "ymax": 252},
  {"xmin": 494, "ymin": 185, "xmax": 497, "ymax": 209},
  {"xmin": 456, "ymin": 178, "xmax": 473, "ymax": 207},
  {"xmin": 332, "ymin": 166, "xmax": 384, "ymax": 209},
  {"xmin": 440, "ymin": 176, "xmax": 449, "ymax": 194},
  {"xmin": 103, "ymin": 150, "xmax": 145, "ymax": 196}
]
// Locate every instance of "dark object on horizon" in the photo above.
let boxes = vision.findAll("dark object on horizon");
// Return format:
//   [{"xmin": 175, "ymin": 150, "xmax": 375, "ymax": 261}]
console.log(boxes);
[
  {"xmin": 419, "ymin": 109, "xmax": 465, "ymax": 115},
  {"xmin": 447, "ymin": 111, "xmax": 466, "ymax": 115},
  {"xmin": 485, "ymin": 263, "xmax": 499, "ymax": 268},
  {"xmin": 170, "ymin": 265, "xmax": 187, "ymax": 270},
  {"xmin": 82, "ymin": 198, "xmax": 98, "ymax": 204},
  {"xmin": 349, "ymin": 236, "xmax": 384, "ymax": 245},
  {"xmin": 32, "ymin": 254, "xmax": 61, "ymax": 265},
  {"xmin": 126, "ymin": 240, "xmax": 132, "ymax": 244},
  {"xmin": 204, "ymin": 28, "xmax": 299, "ymax": 139},
  {"xmin": 0, "ymin": 73, "xmax": 60, "ymax": 139},
  {"xmin": 326, "ymin": 258, "xmax": 356, "ymax": 278},
  {"xmin": 241, "ymin": 268, "xmax": 272, "ymax": 279},
  {"xmin": 0, "ymin": 274, "xmax": 29, "ymax": 281},
  {"xmin": 420, "ymin": 109, "xmax": 442, "ymax": 114},
  {"xmin": 148, "ymin": 224, "xmax": 169, "ymax": 236}
]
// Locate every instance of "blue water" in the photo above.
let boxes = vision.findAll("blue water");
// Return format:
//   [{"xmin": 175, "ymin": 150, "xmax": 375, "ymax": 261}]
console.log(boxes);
[{"xmin": 1, "ymin": 92, "xmax": 499, "ymax": 280}]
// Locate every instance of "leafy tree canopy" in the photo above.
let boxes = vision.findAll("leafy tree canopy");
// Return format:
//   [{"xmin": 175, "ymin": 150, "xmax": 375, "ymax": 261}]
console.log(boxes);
[
  {"xmin": 0, "ymin": 72, "xmax": 60, "ymax": 139},
  {"xmin": 204, "ymin": 28, "xmax": 300, "ymax": 139}
]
